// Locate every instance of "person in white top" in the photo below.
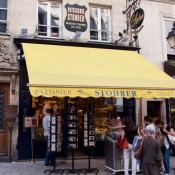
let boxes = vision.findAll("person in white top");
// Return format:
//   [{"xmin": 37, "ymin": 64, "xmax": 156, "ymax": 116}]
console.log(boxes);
[{"xmin": 43, "ymin": 99, "xmax": 51, "ymax": 116}]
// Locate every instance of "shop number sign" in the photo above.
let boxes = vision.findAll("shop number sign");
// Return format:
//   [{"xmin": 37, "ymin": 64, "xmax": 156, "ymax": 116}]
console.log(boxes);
[{"xmin": 64, "ymin": 3, "xmax": 87, "ymax": 33}]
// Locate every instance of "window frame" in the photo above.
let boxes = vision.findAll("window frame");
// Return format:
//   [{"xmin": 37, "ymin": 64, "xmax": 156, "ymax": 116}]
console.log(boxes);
[
  {"xmin": 37, "ymin": 1, "xmax": 62, "ymax": 38},
  {"xmin": 89, "ymin": 5, "xmax": 112, "ymax": 42},
  {"xmin": 0, "ymin": 0, "xmax": 8, "ymax": 34}
]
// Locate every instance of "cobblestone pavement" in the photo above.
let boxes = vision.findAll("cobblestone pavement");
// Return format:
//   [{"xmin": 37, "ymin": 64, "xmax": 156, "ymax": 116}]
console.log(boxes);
[{"xmin": 0, "ymin": 157, "xmax": 175, "ymax": 175}]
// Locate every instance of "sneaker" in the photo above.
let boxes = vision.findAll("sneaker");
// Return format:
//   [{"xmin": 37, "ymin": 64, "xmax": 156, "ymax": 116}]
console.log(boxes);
[{"xmin": 44, "ymin": 164, "xmax": 49, "ymax": 167}]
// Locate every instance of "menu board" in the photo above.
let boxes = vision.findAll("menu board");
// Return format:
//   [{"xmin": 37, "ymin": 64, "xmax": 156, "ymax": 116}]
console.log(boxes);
[
  {"xmin": 83, "ymin": 112, "xmax": 95, "ymax": 147},
  {"xmin": 68, "ymin": 104, "xmax": 78, "ymax": 149},
  {"xmin": 48, "ymin": 114, "xmax": 62, "ymax": 152}
]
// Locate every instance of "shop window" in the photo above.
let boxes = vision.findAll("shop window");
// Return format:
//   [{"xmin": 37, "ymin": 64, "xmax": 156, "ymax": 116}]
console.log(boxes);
[
  {"xmin": 0, "ymin": 0, "xmax": 8, "ymax": 34},
  {"xmin": 37, "ymin": 1, "xmax": 62, "ymax": 38},
  {"xmin": 31, "ymin": 96, "xmax": 64, "ymax": 139},
  {"xmin": 90, "ymin": 6, "xmax": 111, "ymax": 42}
]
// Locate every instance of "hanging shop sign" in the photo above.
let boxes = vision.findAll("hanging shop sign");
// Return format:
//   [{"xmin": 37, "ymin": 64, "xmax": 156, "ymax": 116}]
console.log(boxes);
[
  {"xmin": 130, "ymin": 8, "xmax": 144, "ymax": 33},
  {"xmin": 64, "ymin": 3, "xmax": 87, "ymax": 32}
]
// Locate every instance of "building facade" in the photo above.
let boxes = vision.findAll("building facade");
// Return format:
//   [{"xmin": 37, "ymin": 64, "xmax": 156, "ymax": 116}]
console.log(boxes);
[{"xmin": 0, "ymin": 0, "xmax": 175, "ymax": 160}]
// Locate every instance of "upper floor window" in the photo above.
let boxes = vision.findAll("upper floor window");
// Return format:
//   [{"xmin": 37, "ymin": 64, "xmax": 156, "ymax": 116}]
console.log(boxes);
[
  {"xmin": 90, "ymin": 6, "xmax": 111, "ymax": 42},
  {"xmin": 37, "ymin": 1, "xmax": 62, "ymax": 38},
  {"xmin": 0, "ymin": 0, "xmax": 8, "ymax": 34},
  {"xmin": 165, "ymin": 19, "xmax": 175, "ymax": 56}
]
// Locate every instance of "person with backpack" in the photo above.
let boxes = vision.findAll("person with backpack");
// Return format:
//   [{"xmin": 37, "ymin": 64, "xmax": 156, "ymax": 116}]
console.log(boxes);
[{"xmin": 155, "ymin": 120, "xmax": 175, "ymax": 175}]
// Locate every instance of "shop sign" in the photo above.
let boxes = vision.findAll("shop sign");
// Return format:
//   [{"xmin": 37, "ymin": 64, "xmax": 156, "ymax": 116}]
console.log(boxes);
[
  {"xmin": 64, "ymin": 3, "xmax": 87, "ymax": 33},
  {"xmin": 130, "ymin": 8, "xmax": 144, "ymax": 32},
  {"xmin": 29, "ymin": 87, "xmax": 175, "ymax": 98}
]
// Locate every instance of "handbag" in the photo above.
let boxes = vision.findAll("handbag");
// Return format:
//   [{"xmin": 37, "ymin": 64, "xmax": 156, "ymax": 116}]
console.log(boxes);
[
  {"xmin": 166, "ymin": 134, "xmax": 175, "ymax": 146},
  {"xmin": 134, "ymin": 138, "xmax": 144, "ymax": 159},
  {"xmin": 117, "ymin": 136, "xmax": 129, "ymax": 149}
]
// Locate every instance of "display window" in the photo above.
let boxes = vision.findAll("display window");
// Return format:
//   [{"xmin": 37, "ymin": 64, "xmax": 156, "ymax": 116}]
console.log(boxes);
[{"xmin": 31, "ymin": 96, "xmax": 124, "ymax": 155}]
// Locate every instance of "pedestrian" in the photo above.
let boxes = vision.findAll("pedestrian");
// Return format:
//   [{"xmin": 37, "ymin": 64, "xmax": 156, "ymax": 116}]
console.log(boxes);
[
  {"xmin": 141, "ymin": 124, "xmax": 164, "ymax": 175},
  {"xmin": 140, "ymin": 116, "xmax": 153, "ymax": 137},
  {"xmin": 43, "ymin": 108, "xmax": 54, "ymax": 166},
  {"xmin": 122, "ymin": 117, "xmax": 138, "ymax": 175},
  {"xmin": 155, "ymin": 120, "xmax": 175, "ymax": 175}
]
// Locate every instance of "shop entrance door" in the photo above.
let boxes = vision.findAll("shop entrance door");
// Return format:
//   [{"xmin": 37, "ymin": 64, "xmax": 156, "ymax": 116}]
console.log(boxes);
[
  {"xmin": 147, "ymin": 101, "xmax": 161, "ymax": 119},
  {"xmin": 0, "ymin": 84, "xmax": 9, "ymax": 155}
]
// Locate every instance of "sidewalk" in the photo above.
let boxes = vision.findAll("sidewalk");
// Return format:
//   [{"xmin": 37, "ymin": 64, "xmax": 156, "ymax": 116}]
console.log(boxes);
[{"xmin": 0, "ymin": 156, "xmax": 175, "ymax": 175}]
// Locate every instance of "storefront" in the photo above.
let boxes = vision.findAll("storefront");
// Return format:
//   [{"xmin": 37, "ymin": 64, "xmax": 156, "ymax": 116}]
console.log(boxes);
[{"xmin": 14, "ymin": 38, "xmax": 175, "ymax": 160}]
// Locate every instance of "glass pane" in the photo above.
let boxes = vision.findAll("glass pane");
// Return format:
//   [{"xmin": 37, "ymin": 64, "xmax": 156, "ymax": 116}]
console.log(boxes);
[
  {"xmin": 50, "ymin": 2, "xmax": 60, "ymax": 37},
  {"xmin": 90, "ymin": 30, "xmax": 98, "ymax": 40},
  {"xmin": 101, "ymin": 8, "xmax": 110, "ymax": 30},
  {"xmin": 38, "ymin": 2, "xmax": 47, "ymax": 36},
  {"xmin": 38, "ymin": 3, "xmax": 47, "ymax": 25},
  {"xmin": 0, "ymin": 23, "xmax": 7, "ymax": 33},
  {"xmin": 0, "ymin": 0, "xmax": 7, "ymax": 8},
  {"xmin": 101, "ymin": 8, "xmax": 110, "ymax": 41},
  {"xmin": 90, "ymin": 7, "xmax": 98, "ymax": 30},
  {"xmin": 0, "ymin": 92, "xmax": 4, "ymax": 129},
  {"xmin": 0, "ymin": 9, "xmax": 7, "ymax": 20}
]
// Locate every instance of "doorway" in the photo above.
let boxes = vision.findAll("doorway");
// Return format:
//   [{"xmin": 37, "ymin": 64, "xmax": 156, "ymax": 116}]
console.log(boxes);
[
  {"xmin": 147, "ymin": 101, "xmax": 161, "ymax": 119},
  {"xmin": 0, "ymin": 83, "xmax": 10, "ymax": 155}
]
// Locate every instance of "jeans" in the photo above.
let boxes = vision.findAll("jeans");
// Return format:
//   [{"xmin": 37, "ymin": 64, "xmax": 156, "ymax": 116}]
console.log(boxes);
[
  {"xmin": 123, "ymin": 143, "xmax": 137, "ymax": 175},
  {"xmin": 163, "ymin": 145, "xmax": 172, "ymax": 174},
  {"xmin": 44, "ymin": 136, "xmax": 53, "ymax": 166}
]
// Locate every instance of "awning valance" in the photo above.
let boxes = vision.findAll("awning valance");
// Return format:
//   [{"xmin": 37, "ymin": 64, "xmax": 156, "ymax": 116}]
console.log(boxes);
[{"xmin": 22, "ymin": 43, "xmax": 175, "ymax": 98}]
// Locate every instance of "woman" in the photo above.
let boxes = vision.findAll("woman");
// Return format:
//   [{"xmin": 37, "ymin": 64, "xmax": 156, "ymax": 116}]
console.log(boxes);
[
  {"xmin": 141, "ymin": 124, "xmax": 164, "ymax": 175},
  {"xmin": 122, "ymin": 117, "xmax": 138, "ymax": 175},
  {"xmin": 155, "ymin": 120, "xmax": 175, "ymax": 175}
]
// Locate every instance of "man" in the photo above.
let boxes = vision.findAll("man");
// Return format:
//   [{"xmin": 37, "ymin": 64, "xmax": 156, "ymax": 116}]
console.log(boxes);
[
  {"xmin": 141, "ymin": 124, "xmax": 164, "ymax": 175},
  {"xmin": 43, "ymin": 108, "xmax": 54, "ymax": 166}
]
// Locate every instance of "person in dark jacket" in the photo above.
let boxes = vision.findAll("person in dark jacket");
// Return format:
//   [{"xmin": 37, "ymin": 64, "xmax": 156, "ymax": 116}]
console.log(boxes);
[{"xmin": 141, "ymin": 124, "xmax": 164, "ymax": 175}]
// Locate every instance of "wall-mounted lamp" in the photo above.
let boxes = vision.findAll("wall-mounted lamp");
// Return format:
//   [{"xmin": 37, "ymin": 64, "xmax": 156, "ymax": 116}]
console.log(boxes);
[
  {"xmin": 73, "ymin": 31, "xmax": 82, "ymax": 41},
  {"xmin": 129, "ymin": 35, "xmax": 138, "ymax": 46},
  {"xmin": 115, "ymin": 32, "xmax": 128, "ymax": 44},
  {"xmin": 166, "ymin": 22, "xmax": 175, "ymax": 49}
]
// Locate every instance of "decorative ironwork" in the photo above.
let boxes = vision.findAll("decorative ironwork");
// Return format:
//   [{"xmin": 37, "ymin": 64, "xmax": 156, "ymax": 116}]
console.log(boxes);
[{"xmin": 123, "ymin": 0, "xmax": 141, "ymax": 35}]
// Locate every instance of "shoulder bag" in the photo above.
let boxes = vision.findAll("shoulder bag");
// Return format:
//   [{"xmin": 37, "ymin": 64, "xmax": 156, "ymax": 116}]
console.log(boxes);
[{"xmin": 134, "ymin": 138, "xmax": 144, "ymax": 159}]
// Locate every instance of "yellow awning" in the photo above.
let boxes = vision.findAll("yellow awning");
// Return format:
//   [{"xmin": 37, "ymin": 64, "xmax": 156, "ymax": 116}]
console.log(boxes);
[{"xmin": 22, "ymin": 43, "xmax": 175, "ymax": 98}]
